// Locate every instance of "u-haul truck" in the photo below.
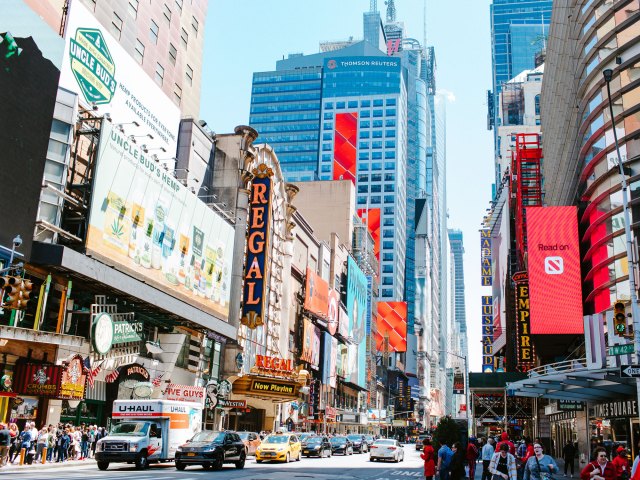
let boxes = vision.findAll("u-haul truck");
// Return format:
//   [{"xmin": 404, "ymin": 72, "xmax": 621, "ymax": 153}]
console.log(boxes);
[{"xmin": 95, "ymin": 399, "xmax": 203, "ymax": 470}]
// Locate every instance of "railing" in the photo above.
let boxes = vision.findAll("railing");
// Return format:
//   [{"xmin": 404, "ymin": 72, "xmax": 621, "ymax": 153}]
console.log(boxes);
[{"xmin": 527, "ymin": 357, "xmax": 588, "ymax": 378}]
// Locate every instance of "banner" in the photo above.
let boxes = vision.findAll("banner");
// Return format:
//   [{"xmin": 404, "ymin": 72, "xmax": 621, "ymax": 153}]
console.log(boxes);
[
  {"xmin": 333, "ymin": 112, "xmax": 358, "ymax": 184},
  {"xmin": 513, "ymin": 272, "xmax": 535, "ymax": 372},
  {"xmin": 164, "ymin": 384, "xmax": 205, "ymax": 405},
  {"xmin": 301, "ymin": 319, "xmax": 314, "ymax": 364},
  {"xmin": 374, "ymin": 301, "xmax": 407, "ymax": 352},
  {"xmin": 13, "ymin": 364, "xmax": 62, "ymax": 397},
  {"xmin": 347, "ymin": 257, "xmax": 368, "ymax": 388},
  {"xmin": 482, "ymin": 296, "xmax": 494, "ymax": 373},
  {"xmin": 304, "ymin": 268, "xmax": 329, "ymax": 319},
  {"xmin": 481, "ymin": 230, "xmax": 492, "ymax": 286},
  {"xmin": 357, "ymin": 209, "xmax": 381, "ymax": 262},
  {"xmin": 59, "ymin": 355, "xmax": 88, "ymax": 400}
]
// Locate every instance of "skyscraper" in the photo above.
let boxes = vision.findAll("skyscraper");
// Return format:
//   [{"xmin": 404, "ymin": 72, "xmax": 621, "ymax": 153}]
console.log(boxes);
[{"xmin": 448, "ymin": 230, "xmax": 467, "ymax": 359}]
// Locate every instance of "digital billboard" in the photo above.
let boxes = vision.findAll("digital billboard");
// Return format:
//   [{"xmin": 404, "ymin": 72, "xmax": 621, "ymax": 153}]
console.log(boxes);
[
  {"xmin": 60, "ymin": 1, "xmax": 180, "ymax": 153},
  {"xmin": 333, "ymin": 112, "xmax": 358, "ymax": 184},
  {"xmin": 526, "ymin": 206, "xmax": 583, "ymax": 334},
  {"xmin": 346, "ymin": 256, "xmax": 367, "ymax": 388},
  {"xmin": 374, "ymin": 301, "xmax": 407, "ymax": 352},
  {"xmin": 304, "ymin": 268, "xmax": 329, "ymax": 319},
  {"xmin": 357, "ymin": 208, "xmax": 381, "ymax": 262},
  {"xmin": 0, "ymin": 1, "xmax": 64, "ymax": 260},
  {"xmin": 86, "ymin": 122, "xmax": 235, "ymax": 319}
]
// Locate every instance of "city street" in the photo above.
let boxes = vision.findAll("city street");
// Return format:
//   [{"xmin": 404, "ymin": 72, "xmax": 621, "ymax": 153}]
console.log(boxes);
[{"xmin": 3, "ymin": 446, "xmax": 425, "ymax": 480}]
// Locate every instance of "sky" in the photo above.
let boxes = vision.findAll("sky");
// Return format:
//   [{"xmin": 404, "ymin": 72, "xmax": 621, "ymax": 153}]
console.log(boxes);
[{"xmin": 200, "ymin": 0, "xmax": 495, "ymax": 373}]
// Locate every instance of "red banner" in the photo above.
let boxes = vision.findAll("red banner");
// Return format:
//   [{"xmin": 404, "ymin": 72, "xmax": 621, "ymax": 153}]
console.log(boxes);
[
  {"xmin": 13, "ymin": 364, "xmax": 62, "ymax": 397},
  {"xmin": 333, "ymin": 112, "xmax": 358, "ymax": 184},
  {"xmin": 526, "ymin": 206, "xmax": 583, "ymax": 334},
  {"xmin": 374, "ymin": 302, "xmax": 407, "ymax": 352},
  {"xmin": 357, "ymin": 208, "xmax": 381, "ymax": 262}
]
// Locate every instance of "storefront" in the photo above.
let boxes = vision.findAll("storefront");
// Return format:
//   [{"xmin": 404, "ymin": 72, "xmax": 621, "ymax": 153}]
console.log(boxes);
[
  {"xmin": 590, "ymin": 399, "xmax": 640, "ymax": 458},
  {"xmin": 549, "ymin": 410, "xmax": 578, "ymax": 459}
]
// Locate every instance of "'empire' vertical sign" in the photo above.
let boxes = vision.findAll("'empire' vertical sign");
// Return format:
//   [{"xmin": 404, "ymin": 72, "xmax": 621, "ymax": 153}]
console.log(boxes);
[
  {"xmin": 482, "ymin": 296, "xmax": 494, "ymax": 372},
  {"xmin": 513, "ymin": 271, "xmax": 535, "ymax": 372},
  {"xmin": 241, "ymin": 164, "xmax": 273, "ymax": 329}
]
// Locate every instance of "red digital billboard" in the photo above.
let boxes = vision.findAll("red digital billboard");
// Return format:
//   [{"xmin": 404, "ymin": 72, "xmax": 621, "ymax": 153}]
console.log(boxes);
[
  {"xmin": 357, "ymin": 208, "xmax": 381, "ymax": 261},
  {"xmin": 374, "ymin": 301, "xmax": 407, "ymax": 352},
  {"xmin": 526, "ymin": 206, "xmax": 583, "ymax": 334},
  {"xmin": 333, "ymin": 112, "xmax": 358, "ymax": 184}
]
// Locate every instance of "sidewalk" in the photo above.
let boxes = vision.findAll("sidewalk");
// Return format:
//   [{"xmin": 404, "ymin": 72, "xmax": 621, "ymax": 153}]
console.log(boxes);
[{"xmin": 2, "ymin": 457, "xmax": 96, "ymax": 472}]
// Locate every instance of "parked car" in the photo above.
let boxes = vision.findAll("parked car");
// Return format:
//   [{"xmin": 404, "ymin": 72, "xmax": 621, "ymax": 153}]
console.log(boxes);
[
  {"xmin": 369, "ymin": 438, "xmax": 404, "ymax": 462},
  {"xmin": 237, "ymin": 432, "xmax": 261, "ymax": 456},
  {"xmin": 416, "ymin": 434, "xmax": 431, "ymax": 451},
  {"xmin": 255, "ymin": 432, "xmax": 301, "ymax": 463},
  {"xmin": 175, "ymin": 430, "xmax": 246, "ymax": 471},
  {"xmin": 347, "ymin": 434, "xmax": 368, "ymax": 453},
  {"xmin": 301, "ymin": 435, "xmax": 332, "ymax": 458},
  {"xmin": 330, "ymin": 436, "xmax": 354, "ymax": 455}
]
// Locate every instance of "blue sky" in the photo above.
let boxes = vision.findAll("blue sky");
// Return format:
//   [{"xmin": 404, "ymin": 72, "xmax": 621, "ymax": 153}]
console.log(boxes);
[{"xmin": 201, "ymin": 0, "xmax": 494, "ymax": 372}]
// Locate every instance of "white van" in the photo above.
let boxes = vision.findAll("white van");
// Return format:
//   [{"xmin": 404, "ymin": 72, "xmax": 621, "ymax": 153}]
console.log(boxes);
[{"xmin": 95, "ymin": 399, "xmax": 203, "ymax": 470}]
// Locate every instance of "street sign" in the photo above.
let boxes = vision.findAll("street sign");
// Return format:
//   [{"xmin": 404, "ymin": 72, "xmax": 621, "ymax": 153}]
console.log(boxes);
[
  {"xmin": 620, "ymin": 365, "xmax": 640, "ymax": 377},
  {"xmin": 609, "ymin": 344, "xmax": 634, "ymax": 356}
]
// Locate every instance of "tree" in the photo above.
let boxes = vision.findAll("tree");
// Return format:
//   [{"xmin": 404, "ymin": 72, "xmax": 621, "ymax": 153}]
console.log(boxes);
[{"xmin": 433, "ymin": 415, "xmax": 461, "ymax": 450}]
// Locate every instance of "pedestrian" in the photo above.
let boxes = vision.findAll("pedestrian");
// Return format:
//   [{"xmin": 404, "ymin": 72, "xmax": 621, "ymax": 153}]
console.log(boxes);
[
  {"xmin": 35, "ymin": 427, "xmax": 48, "ymax": 463},
  {"xmin": 451, "ymin": 442, "xmax": 467, "ymax": 480},
  {"xmin": 482, "ymin": 438, "xmax": 497, "ymax": 480},
  {"xmin": 47, "ymin": 426, "xmax": 56, "ymax": 462},
  {"xmin": 581, "ymin": 447, "xmax": 616, "ymax": 480},
  {"xmin": 438, "ymin": 441, "xmax": 455, "ymax": 480},
  {"xmin": 563, "ymin": 440, "xmax": 577, "ymax": 477},
  {"xmin": 467, "ymin": 438, "xmax": 480, "ymax": 480},
  {"xmin": 0, "ymin": 423, "xmax": 10, "ymax": 467},
  {"xmin": 497, "ymin": 432, "xmax": 517, "ymax": 457},
  {"xmin": 524, "ymin": 443, "xmax": 559, "ymax": 480},
  {"xmin": 490, "ymin": 443, "xmax": 518, "ymax": 480},
  {"xmin": 56, "ymin": 429, "xmax": 70, "ymax": 463},
  {"xmin": 80, "ymin": 427, "xmax": 89, "ymax": 460},
  {"xmin": 612, "ymin": 447, "xmax": 630, "ymax": 480},
  {"xmin": 422, "ymin": 438, "xmax": 437, "ymax": 480}
]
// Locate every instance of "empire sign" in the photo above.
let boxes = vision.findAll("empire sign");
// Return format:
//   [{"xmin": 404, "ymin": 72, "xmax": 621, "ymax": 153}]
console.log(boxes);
[{"xmin": 513, "ymin": 272, "xmax": 535, "ymax": 372}]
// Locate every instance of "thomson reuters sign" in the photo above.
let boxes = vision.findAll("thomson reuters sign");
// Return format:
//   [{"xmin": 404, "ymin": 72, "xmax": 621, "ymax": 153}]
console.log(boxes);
[{"xmin": 526, "ymin": 206, "xmax": 583, "ymax": 334}]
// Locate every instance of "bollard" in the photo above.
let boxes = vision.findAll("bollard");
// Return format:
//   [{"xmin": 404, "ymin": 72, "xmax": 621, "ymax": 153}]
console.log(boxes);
[
  {"xmin": 42, "ymin": 447, "xmax": 47, "ymax": 464},
  {"xmin": 19, "ymin": 447, "xmax": 25, "ymax": 465}
]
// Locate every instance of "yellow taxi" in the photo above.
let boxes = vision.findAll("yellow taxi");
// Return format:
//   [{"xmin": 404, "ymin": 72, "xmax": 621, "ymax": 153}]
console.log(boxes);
[{"xmin": 255, "ymin": 432, "xmax": 301, "ymax": 463}]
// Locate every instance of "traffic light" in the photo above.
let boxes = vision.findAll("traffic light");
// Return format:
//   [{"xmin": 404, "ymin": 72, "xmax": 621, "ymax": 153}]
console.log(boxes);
[
  {"xmin": 0, "ymin": 276, "xmax": 32, "ymax": 310},
  {"xmin": 614, "ymin": 301, "xmax": 627, "ymax": 336}
]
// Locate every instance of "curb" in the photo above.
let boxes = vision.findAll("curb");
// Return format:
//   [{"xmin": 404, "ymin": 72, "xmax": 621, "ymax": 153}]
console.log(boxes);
[{"xmin": 1, "ymin": 458, "xmax": 97, "ymax": 472}]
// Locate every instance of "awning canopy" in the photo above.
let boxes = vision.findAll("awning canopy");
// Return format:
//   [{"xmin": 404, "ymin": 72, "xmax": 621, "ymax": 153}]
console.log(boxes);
[{"xmin": 506, "ymin": 367, "xmax": 636, "ymax": 401}]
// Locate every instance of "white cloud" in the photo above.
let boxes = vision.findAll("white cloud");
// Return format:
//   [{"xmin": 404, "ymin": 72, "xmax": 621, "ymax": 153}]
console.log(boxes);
[{"xmin": 436, "ymin": 89, "xmax": 456, "ymax": 103}]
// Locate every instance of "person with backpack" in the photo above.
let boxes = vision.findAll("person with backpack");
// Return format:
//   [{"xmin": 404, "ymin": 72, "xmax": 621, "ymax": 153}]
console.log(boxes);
[{"xmin": 438, "ymin": 442, "xmax": 455, "ymax": 480}]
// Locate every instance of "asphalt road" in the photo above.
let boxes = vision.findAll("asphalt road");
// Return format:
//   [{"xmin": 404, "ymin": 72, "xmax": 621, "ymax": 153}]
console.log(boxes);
[{"xmin": 4, "ymin": 444, "xmax": 426, "ymax": 480}]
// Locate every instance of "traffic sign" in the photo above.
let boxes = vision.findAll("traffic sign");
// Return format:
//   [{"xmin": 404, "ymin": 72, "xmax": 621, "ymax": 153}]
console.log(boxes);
[
  {"xmin": 620, "ymin": 365, "xmax": 640, "ymax": 377},
  {"xmin": 609, "ymin": 344, "xmax": 634, "ymax": 356}
]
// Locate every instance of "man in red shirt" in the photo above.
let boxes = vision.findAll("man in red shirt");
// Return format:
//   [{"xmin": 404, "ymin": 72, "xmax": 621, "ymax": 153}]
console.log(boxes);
[{"xmin": 612, "ymin": 447, "xmax": 630, "ymax": 480}]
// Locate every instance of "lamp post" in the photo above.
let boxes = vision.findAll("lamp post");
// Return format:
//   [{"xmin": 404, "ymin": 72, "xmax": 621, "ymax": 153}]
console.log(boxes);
[{"xmin": 603, "ymin": 69, "xmax": 640, "ymax": 405}]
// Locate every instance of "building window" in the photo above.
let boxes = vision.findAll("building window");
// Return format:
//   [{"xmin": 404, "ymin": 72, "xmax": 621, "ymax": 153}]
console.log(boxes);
[
  {"xmin": 169, "ymin": 43, "xmax": 177, "ymax": 65},
  {"xmin": 155, "ymin": 63, "xmax": 164, "ymax": 86},
  {"xmin": 111, "ymin": 12, "xmax": 123, "ymax": 40},
  {"xmin": 134, "ymin": 39, "xmax": 145, "ymax": 64},
  {"xmin": 128, "ymin": 0, "xmax": 138, "ymax": 18},
  {"xmin": 383, "ymin": 253, "xmax": 393, "ymax": 261},
  {"xmin": 373, "ymin": 99, "xmax": 383, "ymax": 107},
  {"xmin": 173, "ymin": 84, "xmax": 182, "ymax": 105},
  {"xmin": 181, "ymin": 27, "xmax": 189, "ymax": 49},
  {"xmin": 348, "ymin": 101, "xmax": 357, "ymax": 108},
  {"xmin": 192, "ymin": 16, "xmax": 199, "ymax": 36},
  {"xmin": 149, "ymin": 20, "xmax": 159, "ymax": 45},
  {"xmin": 535, "ymin": 94, "xmax": 541, "ymax": 116},
  {"xmin": 175, "ymin": 0, "xmax": 183, "ymax": 11},
  {"xmin": 163, "ymin": 3, "xmax": 172, "ymax": 23},
  {"xmin": 383, "ymin": 241, "xmax": 393, "ymax": 249},
  {"xmin": 186, "ymin": 64, "xmax": 193, "ymax": 85},
  {"xmin": 361, "ymin": 100, "xmax": 370, "ymax": 107}
]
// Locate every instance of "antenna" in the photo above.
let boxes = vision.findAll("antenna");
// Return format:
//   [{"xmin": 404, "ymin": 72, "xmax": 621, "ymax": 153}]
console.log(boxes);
[
  {"xmin": 385, "ymin": 0, "xmax": 396, "ymax": 22},
  {"xmin": 370, "ymin": 0, "xmax": 377, "ymax": 12}
]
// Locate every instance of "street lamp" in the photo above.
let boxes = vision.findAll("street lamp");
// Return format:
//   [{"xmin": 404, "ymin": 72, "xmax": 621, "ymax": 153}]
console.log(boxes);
[{"xmin": 603, "ymin": 69, "xmax": 640, "ymax": 407}]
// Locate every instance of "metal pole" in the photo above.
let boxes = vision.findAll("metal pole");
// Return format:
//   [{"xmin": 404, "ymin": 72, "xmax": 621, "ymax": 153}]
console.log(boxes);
[{"xmin": 604, "ymin": 69, "xmax": 640, "ymax": 423}]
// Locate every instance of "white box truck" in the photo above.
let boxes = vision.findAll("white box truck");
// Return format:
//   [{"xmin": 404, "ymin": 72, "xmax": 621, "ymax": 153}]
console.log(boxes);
[{"xmin": 95, "ymin": 399, "xmax": 203, "ymax": 470}]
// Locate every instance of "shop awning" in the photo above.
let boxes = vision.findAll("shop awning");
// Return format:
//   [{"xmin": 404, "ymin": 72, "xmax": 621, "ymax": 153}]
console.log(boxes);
[{"xmin": 506, "ymin": 366, "xmax": 636, "ymax": 401}]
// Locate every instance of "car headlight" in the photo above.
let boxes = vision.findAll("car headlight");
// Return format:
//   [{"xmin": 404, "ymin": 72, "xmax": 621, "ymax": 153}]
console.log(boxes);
[
  {"xmin": 129, "ymin": 444, "xmax": 138, "ymax": 452},
  {"xmin": 314, "ymin": 446, "xmax": 320, "ymax": 450},
  {"xmin": 176, "ymin": 446, "xmax": 183, "ymax": 452},
  {"xmin": 205, "ymin": 446, "xmax": 217, "ymax": 452}
]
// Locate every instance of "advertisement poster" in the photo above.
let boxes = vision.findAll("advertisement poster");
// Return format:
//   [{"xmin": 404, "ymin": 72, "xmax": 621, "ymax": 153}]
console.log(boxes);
[
  {"xmin": 11, "ymin": 397, "xmax": 39, "ymax": 421},
  {"xmin": 333, "ymin": 112, "xmax": 358, "ymax": 184},
  {"xmin": 13, "ymin": 364, "xmax": 62, "ymax": 397},
  {"xmin": 375, "ymin": 301, "xmax": 407, "ymax": 352},
  {"xmin": 357, "ymin": 208, "xmax": 381, "ymax": 262},
  {"xmin": 86, "ymin": 122, "xmax": 235, "ymax": 319},
  {"xmin": 301, "ymin": 319, "xmax": 314, "ymax": 364},
  {"xmin": 60, "ymin": 1, "xmax": 181, "ymax": 153},
  {"xmin": 322, "ymin": 332, "xmax": 337, "ymax": 389},
  {"xmin": 59, "ymin": 355, "xmax": 87, "ymax": 400},
  {"xmin": 327, "ymin": 289, "xmax": 340, "ymax": 335},
  {"xmin": 304, "ymin": 268, "xmax": 329, "ymax": 319},
  {"xmin": 311, "ymin": 325, "xmax": 321, "ymax": 368},
  {"xmin": 346, "ymin": 257, "xmax": 367, "ymax": 388},
  {"xmin": 453, "ymin": 371, "xmax": 465, "ymax": 395}
]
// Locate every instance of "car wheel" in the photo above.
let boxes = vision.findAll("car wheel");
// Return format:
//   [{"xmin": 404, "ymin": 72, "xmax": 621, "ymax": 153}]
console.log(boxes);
[
  {"xmin": 285, "ymin": 452, "xmax": 290, "ymax": 463},
  {"xmin": 135, "ymin": 452, "xmax": 149, "ymax": 470},
  {"xmin": 394, "ymin": 454, "xmax": 399, "ymax": 463},
  {"xmin": 212, "ymin": 453, "xmax": 224, "ymax": 471},
  {"xmin": 97, "ymin": 461, "xmax": 109, "ymax": 471},
  {"xmin": 297, "ymin": 451, "xmax": 302, "ymax": 461},
  {"xmin": 176, "ymin": 461, "xmax": 186, "ymax": 471},
  {"xmin": 235, "ymin": 452, "xmax": 246, "ymax": 469},
  {"xmin": 370, "ymin": 457, "xmax": 375, "ymax": 462},
  {"xmin": 256, "ymin": 459, "xmax": 263, "ymax": 463},
  {"xmin": 202, "ymin": 463, "xmax": 212, "ymax": 470}
]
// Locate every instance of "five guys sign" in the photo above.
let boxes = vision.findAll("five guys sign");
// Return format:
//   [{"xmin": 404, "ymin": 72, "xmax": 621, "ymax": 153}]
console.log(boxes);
[{"xmin": 241, "ymin": 164, "xmax": 274, "ymax": 330}]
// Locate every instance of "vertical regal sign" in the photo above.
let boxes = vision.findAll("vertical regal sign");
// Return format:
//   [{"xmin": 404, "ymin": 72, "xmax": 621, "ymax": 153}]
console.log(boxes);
[
  {"xmin": 513, "ymin": 272, "xmax": 535, "ymax": 372},
  {"xmin": 482, "ymin": 296, "xmax": 494, "ymax": 373},
  {"xmin": 481, "ymin": 230, "xmax": 492, "ymax": 286},
  {"xmin": 241, "ymin": 164, "xmax": 274, "ymax": 329}
]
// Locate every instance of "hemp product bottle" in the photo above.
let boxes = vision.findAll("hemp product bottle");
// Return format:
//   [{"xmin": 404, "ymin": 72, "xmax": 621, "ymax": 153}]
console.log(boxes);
[
  {"xmin": 128, "ymin": 201, "xmax": 145, "ymax": 260},
  {"xmin": 140, "ymin": 218, "xmax": 154, "ymax": 269}
]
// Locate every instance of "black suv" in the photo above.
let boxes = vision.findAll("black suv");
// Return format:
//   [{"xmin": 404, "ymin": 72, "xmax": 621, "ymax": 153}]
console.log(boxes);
[
  {"xmin": 175, "ymin": 431, "xmax": 246, "ymax": 471},
  {"xmin": 301, "ymin": 435, "xmax": 332, "ymax": 458},
  {"xmin": 347, "ymin": 434, "xmax": 368, "ymax": 453}
]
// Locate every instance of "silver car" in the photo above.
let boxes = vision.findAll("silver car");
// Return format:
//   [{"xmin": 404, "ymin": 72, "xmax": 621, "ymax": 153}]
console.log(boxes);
[{"xmin": 369, "ymin": 438, "xmax": 404, "ymax": 462}]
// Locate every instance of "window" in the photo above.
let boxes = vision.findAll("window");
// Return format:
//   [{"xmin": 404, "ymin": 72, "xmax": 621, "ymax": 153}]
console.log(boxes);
[
  {"xmin": 386, "ymin": 108, "xmax": 396, "ymax": 116},
  {"xmin": 384, "ymin": 184, "xmax": 395, "ymax": 192},
  {"xmin": 163, "ymin": 4, "xmax": 171, "ymax": 23},
  {"xmin": 535, "ymin": 95, "xmax": 541, "ymax": 116},
  {"xmin": 155, "ymin": 63, "xmax": 165, "ymax": 86},
  {"xmin": 134, "ymin": 39, "xmax": 145, "ymax": 64},
  {"xmin": 128, "ymin": 0, "xmax": 138, "ymax": 18},
  {"xmin": 371, "ymin": 174, "xmax": 381, "ymax": 182},
  {"xmin": 169, "ymin": 43, "xmax": 177, "ymax": 65},
  {"xmin": 175, "ymin": 0, "xmax": 183, "ymax": 11},
  {"xmin": 373, "ymin": 109, "xmax": 383, "ymax": 117},
  {"xmin": 192, "ymin": 16, "xmax": 199, "ymax": 36},
  {"xmin": 384, "ymin": 195, "xmax": 394, "ymax": 203},
  {"xmin": 373, "ymin": 99, "xmax": 383, "ymax": 107},
  {"xmin": 186, "ymin": 64, "xmax": 193, "ymax": 85},
  {"xmin": 386, "ymin": 98, "xmax": 396, "ymax": 106},
  {"xmin": 383, "ymin": 253, "xmax": 393, "ymax": 261},
  {"xmin": 325, "ymin": 102, "xmax": 334, "ymax": 109},
  {"xmin": 348, "ymin": 101, "xmax": 358, "ymax": 108},
  {"xmin": 173, "ymin": 84, "xmax": 182, "ymax": 105},
  {"xmin": 361, "ymin": 100, "xmax": 370, "ymax": 107},
  {"xmin": 382, "ymin": 289, "xmax": 393, "ymax": 298},
  {"xmin": 336, "ymin": 101, "xmax": 345, "ymax": 109},
  {"xmin": 324, "ymin": 112, "xmax": 333, "ymax": 120},
  {"xmin": 358, "ymin": 185, "xmax": 368, "ymax": 193},
  {"xmin": 149, "ymin": 20, "xmax": 159, "ymax": 44},
  {"xmin": 111, "ymin": 12, "xmax": 123, "ymax": 40},
  {"xmin": 181, "ymin": 27, "xmax": 189, "ymax": 49},
  {"xmin": 383, "ymin": 241, "xmax": 394, "ymax": 249}
]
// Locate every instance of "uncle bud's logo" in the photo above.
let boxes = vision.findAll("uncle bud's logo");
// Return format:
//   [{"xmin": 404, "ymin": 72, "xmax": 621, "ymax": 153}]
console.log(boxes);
[{"xmin": 69, "ymin": 28, "xmax": 117, "ymax": 105}]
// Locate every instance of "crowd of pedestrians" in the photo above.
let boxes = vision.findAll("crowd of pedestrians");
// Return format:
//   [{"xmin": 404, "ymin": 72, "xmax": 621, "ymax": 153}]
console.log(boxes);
[{"xmin": 0, "ymin": 422, "xmax": 107, "ymax": 467}]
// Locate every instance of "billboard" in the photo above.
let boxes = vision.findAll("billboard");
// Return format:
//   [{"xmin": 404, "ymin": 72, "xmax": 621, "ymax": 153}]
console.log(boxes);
[
  {"xmin": 304, "ymin": 268, "xmax": 329, "ymax": 319},
  {"xmin": 327, "ymin": 288, "xmax": 340, "ymax": 335},
  {"xmin": 357, "ymin": 208, "xmax": 381, "ymax": 262},
  {"xmin": 492, "ymin": 205, "xmax": 510, "ymax": 351},
  {"xmin": 0, "ymin": 1, "xmax": 64, "ymax": 260},
  {"xmin": 86, "ymin": 122, "xmax": 235, "ymax": 319},
  {"xmin": 301, "ymin": 319, "xmax": 320, "ymax": 368},
  {"xmin": 374, "ymin": 301, "xmax": 407, "ymax": 352},
  {"xmin": 526, "ymin": 206, "xmax": 583, "ymax": 334},
  {"xmin": 322, "ymin": 332, "xmax": 338, "ymax": 388},
  {"xmin": 481, "ymin": 229, "xmax": 492, "ymax": 286},
  {"xmin": 346, "ymin": 257, "xmax": 367, "ymax": 387},
  {"xmin": 60, "ymin": 1, "xmax": 180, "ymax": 153},
  {"xmin": 453, "ymin": 371, "xmax": 465, "ymax": 395},
  {"xmin": 333, "ymin": 112, "xmax": 358, "ymax": 184}
]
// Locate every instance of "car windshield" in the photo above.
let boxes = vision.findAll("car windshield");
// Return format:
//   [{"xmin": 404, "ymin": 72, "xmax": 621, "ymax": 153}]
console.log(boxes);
[
  {"xmin": 110, "ymin": 422, "xmax": 149, "ymax": 436},
  {"xmin": 190, "ymin": 431, "xmax": 225, "ymax": 443},
  {"xmin": 299, "ymin": 433, "xmax": 313, "ymax": 441},
  {"xmin": 237, "ymin": 433, "xmax": 250, "ymax": 440},
  {"xmin": 347, "ymin": 435, "xmax": 362, "ymax": 440},
  {"xmin": 375, "ymin": 439, "xmax": 395, "ymax": 445},
  {"xmin": 365, "ymin": 435, "xmax": 374, "ymax": 441},
  {"xmin": 330, "ymin": 437, "xmax": 347, "ymax": 444},
  {"xmin": 305, "ymin": 437, "xmax": 322, "ymax": 444},
  {"xmin": 264, "ymin": 435, "xmax": 289, "ymax": 444}
]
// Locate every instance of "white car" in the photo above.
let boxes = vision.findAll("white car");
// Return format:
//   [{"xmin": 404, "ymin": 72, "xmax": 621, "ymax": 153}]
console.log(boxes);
[{"xmin": 369, "ymin": 439, "xmax": 404, "ymax": 462}]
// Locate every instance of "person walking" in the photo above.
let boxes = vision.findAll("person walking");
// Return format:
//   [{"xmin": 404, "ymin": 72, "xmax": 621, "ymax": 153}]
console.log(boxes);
[
  {"xmin": 46, "ymin": 426, "xmax": 56, "ymax": 462},
  {"xmin": 438, "ymin": 442, "xmax": 455, "ymax": 480},
  {"xmin": 422, "ymin": 438, "xmax": 437, "ymax": 480},
  {"xmin": 483, "ymin": 438, "xmax": 497, "ymax": 480},
  {"xmin": 490, "ymin": 443, "xmax": 518, "ymax": 480},
  {"xmin": 581, "ymin": 447, "xmax": 616, "ymax": 480},
  {"xmin": 524, "ymin": 443, "xmax": 559, "ymax": 480},
  {"xmin": 450, "ymin": 442, "xmax": 467, "ymax": 480},
  {"xmin": 612, "ymin": 447, "xmax": 630, "ymax": 480},
  {"xmin": 563, "ymin": 441, "xmax": 577, "ymax": 477},
  {"xmin": 467, "ymin": 438, "xmax": 480, "ymax": 480},
  {"xmin": 0, "ymin": 423, "xmax": 10, "ymax": 467},
  {"xmin": 80, "ymin": 427, "xmax": 89, "ymax": 460}
]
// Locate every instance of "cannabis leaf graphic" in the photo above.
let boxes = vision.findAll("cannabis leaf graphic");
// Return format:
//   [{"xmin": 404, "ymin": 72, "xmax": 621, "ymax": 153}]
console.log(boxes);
[{"xmin": 111, "ymin": 219, "xmax": 124, "ymax": 238}]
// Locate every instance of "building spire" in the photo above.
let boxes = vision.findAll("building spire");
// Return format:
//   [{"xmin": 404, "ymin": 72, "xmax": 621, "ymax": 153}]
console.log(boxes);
[
  {"xmin": 385, "ymin": 0, "xmax": 397, "ymax": 22},
  {"xmin": 370, "ymin": 0, "xmax": 378, "ymax": 12}
]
